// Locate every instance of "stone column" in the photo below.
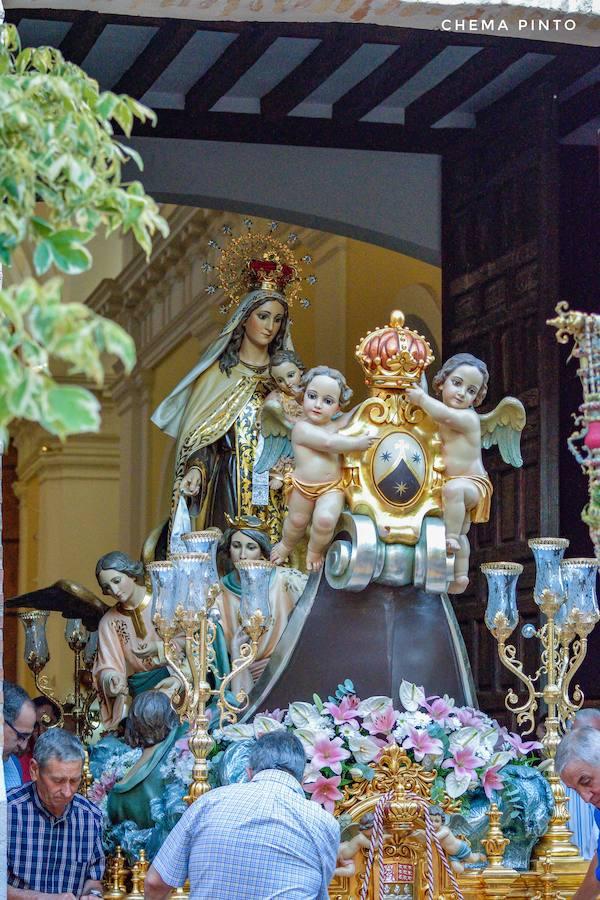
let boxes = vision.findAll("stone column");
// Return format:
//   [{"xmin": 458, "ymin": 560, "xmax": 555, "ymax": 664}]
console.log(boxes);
[
  {"xmin": 13, "ymin": 391, "xmax": 120, "ymax": 697},
  {"xmin": 112, "ymin": 368, "xmax": 154, "ymax": 557}
]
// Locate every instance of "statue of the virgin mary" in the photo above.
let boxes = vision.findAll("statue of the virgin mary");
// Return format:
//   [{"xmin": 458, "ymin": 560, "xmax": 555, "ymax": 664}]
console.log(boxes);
[{"xmin": 152, "ymin": 231, "xmax": 304, "ymax": 543}]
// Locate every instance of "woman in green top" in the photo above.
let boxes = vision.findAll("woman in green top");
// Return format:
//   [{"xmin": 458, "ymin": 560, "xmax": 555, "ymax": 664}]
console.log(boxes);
[{"xmin": 107, "ymin": 691, "xmax": 187, "ymax": 831}]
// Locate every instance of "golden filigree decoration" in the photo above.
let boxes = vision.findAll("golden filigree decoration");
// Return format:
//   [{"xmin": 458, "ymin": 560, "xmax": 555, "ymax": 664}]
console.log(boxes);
[{"xmin": 338, "ymin": 747, "xmax": 435, "ymax": 813}]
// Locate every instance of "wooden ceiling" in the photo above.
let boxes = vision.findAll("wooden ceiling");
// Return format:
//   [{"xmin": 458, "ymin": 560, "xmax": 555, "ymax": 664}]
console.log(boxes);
[{"xmin": 9, "ymin": 9, "xmax": 600, "ymax": 153}]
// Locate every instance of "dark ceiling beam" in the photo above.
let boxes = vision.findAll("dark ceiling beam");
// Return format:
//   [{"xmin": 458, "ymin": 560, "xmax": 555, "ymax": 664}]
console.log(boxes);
[
  {"xmin": 478, "ymin": 47, "xmax": 600, "ymax": 130},
  {"xmin": 560, "ymin": 79, "xmax": 600, "ymax": 136},
  {"xmin": 185, "ymin": 24, "xmax": 279, "ymax": 114},
  {"xmin": 135, "ymin": 108, "xmax": 457, "ymax": 153},
  {"xmin": 260, "ymin": 30, "xmax": 364, "ymax": 120},
  {"xmin": 58, "ymin": 11, "xmax": 107, "ymax": 65},
  {"xmin": 404, "ymin": 46, "xmax": 526, "ymax": 130},
  {"xmin": 332, "ymin": 32, "xmax": 447, "ymax": 123},
  {"xmin": 111, "ymin": 21, "xmax": 197, "ymax": 96}
]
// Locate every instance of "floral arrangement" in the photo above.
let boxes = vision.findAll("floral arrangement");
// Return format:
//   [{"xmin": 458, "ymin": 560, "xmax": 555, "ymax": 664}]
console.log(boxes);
[
  {"xmin": 88, "ymin": 745, "xmax": 142, "ymax": 813},
  {"xmin": 216, "ymin": 680, "xmax": 542, "ymax": 813}
]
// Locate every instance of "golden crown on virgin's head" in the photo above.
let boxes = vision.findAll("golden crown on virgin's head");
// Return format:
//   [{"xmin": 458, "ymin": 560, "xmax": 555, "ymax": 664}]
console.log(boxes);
[
  {"xmin": 355, "ymin": 310, "xmax": 434, "ymax": 390},
  {"xmin": 203, "ymin": 221, "xmax": 316, "ymax": 314}
]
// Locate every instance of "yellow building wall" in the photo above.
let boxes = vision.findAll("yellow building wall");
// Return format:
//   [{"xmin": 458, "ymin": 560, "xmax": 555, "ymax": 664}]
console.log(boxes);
[{"xmin": 344, "ymin": 239, "xmax": 442, "ymax": 400}]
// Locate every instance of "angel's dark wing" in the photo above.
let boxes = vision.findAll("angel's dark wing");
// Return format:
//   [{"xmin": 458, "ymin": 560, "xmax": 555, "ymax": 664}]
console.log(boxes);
[{"xmin": 5, "ymin": 580, "xmax": 107, "ymax": 630}]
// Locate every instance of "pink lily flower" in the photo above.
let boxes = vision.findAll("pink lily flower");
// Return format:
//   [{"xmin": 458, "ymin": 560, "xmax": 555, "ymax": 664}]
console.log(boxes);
[
  {"xmin": 423, "ymin": 695, "xmax": 454, "ymax": 723},
  {"xmin": 505, "ymin": 732, "xmax": 543, "ymax": 755},
  {"xmin": 365, "ymin": 705, "xmax": 397, "ymax": 735},
  {"xmin": 455, "ymin": 707, "xmax": 485, "ymax": 728},
  {"xmin": 481, "ymin": 765, "xmax": 505, "ymax": 799},
  {"xmin": 304, "ymin": 774, "xmax": 344, "ymax": 813},
  {"xmin": 442, "ymin": 746, "xmax": 484, "ymax": 779},
  {"xmin": 310, "ymin": 735, "xmax": 350, "ymax": 774},
  {"xmin": 323, "ymin": 695, "xmax": 360, "ymax": 724},
  {"xmin": 402, "ymin": 727, "xmax": 443, "ymax": 762}
]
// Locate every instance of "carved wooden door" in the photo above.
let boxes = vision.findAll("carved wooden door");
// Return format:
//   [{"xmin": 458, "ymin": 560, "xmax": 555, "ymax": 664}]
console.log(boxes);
[{"xmin": 441, "ymin": 83, "xmax": 561, "ymax": 724}]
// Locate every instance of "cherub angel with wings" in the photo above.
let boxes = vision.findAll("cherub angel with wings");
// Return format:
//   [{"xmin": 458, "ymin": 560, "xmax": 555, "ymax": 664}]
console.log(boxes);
[
  {"xmin": 255, "ymin": 348, "xmax": 305, "ymax": 491},
  {"xmin": 407, "ymin": 353, "xmax": 525, "ymax": 595}
]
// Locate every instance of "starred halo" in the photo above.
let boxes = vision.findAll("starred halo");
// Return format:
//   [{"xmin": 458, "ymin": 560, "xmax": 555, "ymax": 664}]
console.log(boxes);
[{"xmin": 203, "ymin": 222, "xmax": 318, "ymax": 315}]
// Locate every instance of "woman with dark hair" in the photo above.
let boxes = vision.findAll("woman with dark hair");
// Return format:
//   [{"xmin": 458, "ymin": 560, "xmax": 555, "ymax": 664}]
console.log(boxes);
[
  {"xmin": 216, "ymin": 518, "xmax": 307, "ymax": 693},
  {"xmin": 93, "ymin": 551, "xmax": 179, "ymax": 730},
  {"xmin": 106, "ymin": 692, "xmax": 187, "ymax": 834},
  {"xmin": 152, "ymin": 266, "xmax": 295, "ymax": 543}
]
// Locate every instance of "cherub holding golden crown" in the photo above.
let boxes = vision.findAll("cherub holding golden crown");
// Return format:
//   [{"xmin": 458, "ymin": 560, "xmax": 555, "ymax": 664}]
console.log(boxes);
[
  {"xmin": 407, "ymin": 353, "xmax": 525, "ymax": 594},
  {"xmin": 271, "ymin": 365, "xmax": 376, "ymax": 571}
]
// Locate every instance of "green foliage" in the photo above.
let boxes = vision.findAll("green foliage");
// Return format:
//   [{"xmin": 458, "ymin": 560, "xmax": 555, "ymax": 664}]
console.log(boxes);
[
  {"xmin": 0, "ymin": 24, "xmax": 170, "ymax": 442},
  {"xmin": 0, "ymin": 25, "xmax": 168, "ymax": 271},
  {"xmin": 0, "ymin": 278, "xmax": 136, "ymax": 444}
]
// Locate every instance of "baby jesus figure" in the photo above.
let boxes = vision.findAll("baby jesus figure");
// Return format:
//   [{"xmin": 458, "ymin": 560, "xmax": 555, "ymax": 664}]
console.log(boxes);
[
  {"xmin": 271, "ymin": 365, "xmax": 376, "ymax": 572},
  {"xmin": 407, "ymin": 353, "xmax": 490, "ymax": 594},
  {"xmin": 255, "ymin": 348, "xmax": 305, "ymax": 491}
]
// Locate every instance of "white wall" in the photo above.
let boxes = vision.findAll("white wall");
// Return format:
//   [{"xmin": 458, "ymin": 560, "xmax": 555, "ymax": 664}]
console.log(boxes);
[{"xmin": 129, "ymin": 138, "xmax": 442, "ymax": 266}]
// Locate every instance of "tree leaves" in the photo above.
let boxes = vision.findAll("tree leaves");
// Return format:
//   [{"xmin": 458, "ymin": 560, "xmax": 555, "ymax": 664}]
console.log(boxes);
[
  {"xmin": 0, "ymin": 23, "xmax": 168, "ymax": 276},
  {"xmin": 0, "ymin": 278, "xmax": 135, "ymax": 439}
]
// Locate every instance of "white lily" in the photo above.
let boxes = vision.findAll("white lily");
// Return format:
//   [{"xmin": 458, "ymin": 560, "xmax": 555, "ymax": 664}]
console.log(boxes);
[{"xmin": 399, "ymin": 680, "xmax": 426, "ymax": 712}]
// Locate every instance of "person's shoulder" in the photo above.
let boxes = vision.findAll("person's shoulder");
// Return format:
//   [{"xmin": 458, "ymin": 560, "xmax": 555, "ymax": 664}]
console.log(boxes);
[
  {"xmin": 7, "ymin": 782, "xmax": 34, "ymax": 808},
  {"xmin": 72, "ymin": 793, "xmax": 104, "ymax": 822},
  {"xmin": 300, "ymin": 796, "xmax": 339, "ymax": 833}
]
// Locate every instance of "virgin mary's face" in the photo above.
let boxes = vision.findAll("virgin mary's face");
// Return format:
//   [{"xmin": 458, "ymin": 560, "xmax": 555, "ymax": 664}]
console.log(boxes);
[{"xmin": 244, "ymin": 300, "xmax": 285, "ymax": 349}]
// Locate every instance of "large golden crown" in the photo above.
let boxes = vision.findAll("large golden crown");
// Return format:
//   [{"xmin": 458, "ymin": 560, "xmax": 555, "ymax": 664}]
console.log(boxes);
[
  {"xmin": 355, "ymin": 310, "xmax": 434, "ymax": 390},
  {"xmin": 204, "ymin": 224, "xmax": 315, "ymax": 314}
]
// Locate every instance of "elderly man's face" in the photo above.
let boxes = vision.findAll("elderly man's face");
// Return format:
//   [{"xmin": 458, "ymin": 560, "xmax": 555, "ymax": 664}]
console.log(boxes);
[
  {"xmin": 562, "ymin": 759, "xmax": 600, "ymax": 807},
  {"xmin": 31, "ymin": 757, "xmax": 83, "ymax": 817}
]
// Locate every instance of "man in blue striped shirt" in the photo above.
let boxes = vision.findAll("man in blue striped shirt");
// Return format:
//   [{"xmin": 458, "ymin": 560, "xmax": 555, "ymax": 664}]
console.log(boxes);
[{"xmin": 8, "ymin": 728, "xmax": 105, "ymax": 900}]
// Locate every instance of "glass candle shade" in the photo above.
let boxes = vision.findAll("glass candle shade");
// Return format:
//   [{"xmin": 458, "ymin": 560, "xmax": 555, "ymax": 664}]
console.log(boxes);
[
  {"xmin": 237, "ymin": 559, "xmax": 274, "ymax": 628},
  {"xmin": 65, "ymin": 618, "xmax": 89, "ymax": 653},
  {"xmin": 147, "ymin": 561, "xmax": 180, "ymax": 621},
  {"xmin": 528, "ymin": 538, "xmax": 569, "ymax": 605},
  {"xmin": 559, "ymin": 558, "xmax": 600, "ymax": 623},
  {"xmin": 19, "ymin": 610, "xmax": 50, "ymax": 672},
  {"xmin": 481, "ymin": 562, "xmax": 523, "ymax": 636},
  {"xmin": 170, "ymin": 552, "xmax": 214, "ymax": 613},
  {"xmin": 181, "ymin": 531, "xmax": 221, "ymax": 584}
]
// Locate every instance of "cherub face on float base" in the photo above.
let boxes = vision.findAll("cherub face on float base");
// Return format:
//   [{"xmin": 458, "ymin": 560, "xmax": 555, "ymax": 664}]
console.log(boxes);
[
  {"xmin": 270, "ymin": 360, "xmax": 303, "ymax": 394},
  {"xmin": 97, "ymin": 568, "xmax": 138, "ymax": 606},
  {"xmin": 243, "ymin": 299, "xmax": 286, "ymax": 350},
  {"xmin": 440, "ymin": 364, "xmax": 485, "ymax": 411},
  {"xmin": 229, "ymin": 531, "xmax": 266, "ymax": 566}
]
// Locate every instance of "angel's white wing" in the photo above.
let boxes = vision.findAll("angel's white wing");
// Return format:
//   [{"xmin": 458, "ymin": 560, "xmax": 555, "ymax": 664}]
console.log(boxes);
[{"xmin": 480, "ymin": 396, "xmax": 526, "ymax": 467}]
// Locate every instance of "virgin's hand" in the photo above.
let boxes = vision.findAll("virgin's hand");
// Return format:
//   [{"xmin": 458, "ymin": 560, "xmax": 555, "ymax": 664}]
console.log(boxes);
[{"xmin": 181, "ymin": 468, "xmax": 201, "ymax": 496}]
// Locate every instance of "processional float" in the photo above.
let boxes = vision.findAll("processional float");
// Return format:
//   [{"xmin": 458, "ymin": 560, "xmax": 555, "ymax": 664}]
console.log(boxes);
[{"xmin": 8, "ymin": 296, "xmax": 599, "ymax": 899}]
